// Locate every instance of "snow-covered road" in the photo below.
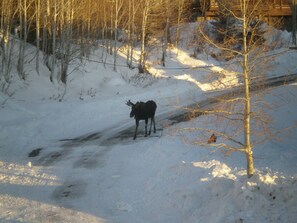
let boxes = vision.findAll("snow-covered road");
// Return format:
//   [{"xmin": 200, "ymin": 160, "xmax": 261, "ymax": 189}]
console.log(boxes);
[{"xmin": 53, "ymin": 72, "xmax": 297, "ymax": 149}]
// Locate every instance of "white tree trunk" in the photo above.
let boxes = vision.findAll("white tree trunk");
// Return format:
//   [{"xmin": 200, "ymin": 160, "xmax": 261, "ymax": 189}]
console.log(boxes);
[
  {"xmin": 161, "ymin": 0, "xmax": 170, "ymax": 67},
  {"xmin": 1, "ymin": 0, "xmax": 14, "ymax": 83},
  {"xmin": 18, "ymin": 0, "xmax": 27, "ymax": 80},
  {"xmin": 139, "ymin": 0, "xmax": 150, "ymax": 73},
  {"xmin": 50, "ymin": 0, "xmax": 57, "ymax": 82},
  {"xmin": 242, "ymin": 0, "xmax": 255, "ymax": 178},
  {"xmin": 175, "ymin": 0, "xmax": 185, "ymax": 56},
  {"xmin": 35, "ymin": 0, "xmax": 40, "ymax": 74},
  {"xmin": 114, "ymin": 0, "xmax": 118, "ymax": 72}
]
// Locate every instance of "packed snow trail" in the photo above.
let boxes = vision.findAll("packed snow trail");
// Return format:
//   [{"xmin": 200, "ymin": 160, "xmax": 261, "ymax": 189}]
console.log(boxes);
[{"xmin": 27, "ymin": 72, "xmax": 297, "ymax": 173}]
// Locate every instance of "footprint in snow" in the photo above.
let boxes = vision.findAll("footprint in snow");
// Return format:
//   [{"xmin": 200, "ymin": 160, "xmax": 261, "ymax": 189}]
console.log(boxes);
[{"xmin": 116, "ymin": 201, "xmax": 133, "ymax": 212}]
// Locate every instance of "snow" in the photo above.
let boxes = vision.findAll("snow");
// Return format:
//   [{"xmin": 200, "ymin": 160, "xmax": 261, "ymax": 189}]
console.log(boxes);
[{"xmin": 1, "ymin": 23, "xmax": 297, "ymax": 223}]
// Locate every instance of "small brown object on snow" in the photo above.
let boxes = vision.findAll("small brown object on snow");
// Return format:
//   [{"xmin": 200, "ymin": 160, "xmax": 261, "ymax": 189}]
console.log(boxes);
[{"xmin": 208, "ymin": 133, "xmax": 217, "ymax": 144}]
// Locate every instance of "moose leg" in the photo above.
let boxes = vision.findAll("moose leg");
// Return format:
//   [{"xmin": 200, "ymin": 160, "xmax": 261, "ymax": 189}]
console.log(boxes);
[
  {"xmin": 133, "ymin": 119, "xmax": 139, "ymax": 140},
  {"xmin": 144, "ymin": 119, "xmax": 148, "ymax": 137},
  {"xmin": 149, "ymin": 118, "xmax": 152, "ymax": 135},
  {"xmin": 153, "ymin": 117, "xmax": 156, "ymax": 133}
]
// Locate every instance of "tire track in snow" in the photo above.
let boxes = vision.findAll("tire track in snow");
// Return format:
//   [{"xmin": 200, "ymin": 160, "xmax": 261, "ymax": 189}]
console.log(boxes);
[{"xmin": 33, "ymin": 73, "xmax": 297, "ymax": 166}]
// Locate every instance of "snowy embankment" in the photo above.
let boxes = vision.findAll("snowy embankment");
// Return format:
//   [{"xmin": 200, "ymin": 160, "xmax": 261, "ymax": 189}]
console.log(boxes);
[{"xmin": 1, "ymin": 23, "xmax": 297, "ymax": 223}]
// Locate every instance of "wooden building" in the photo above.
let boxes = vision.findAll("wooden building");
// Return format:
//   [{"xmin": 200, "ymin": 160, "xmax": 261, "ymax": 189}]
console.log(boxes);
[{"xmin": 204, "ymin": 0, "xmax": 293, "ymax": 18}]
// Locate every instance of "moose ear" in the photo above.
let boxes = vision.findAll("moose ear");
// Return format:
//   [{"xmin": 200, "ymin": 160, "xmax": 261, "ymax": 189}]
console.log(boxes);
[{"xmin": 126, "ymin": 100, "xmax": 134, "ymax": 107}]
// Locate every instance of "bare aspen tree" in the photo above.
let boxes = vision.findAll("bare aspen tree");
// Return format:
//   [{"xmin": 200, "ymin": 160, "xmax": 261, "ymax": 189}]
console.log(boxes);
[
  {"xmin": 86, "ymin": 0, "xmax": 92, "ymax": 58},
  {"xmin": 41, "ymin": 0, "xmax": 52, "ymax": 74},
  {"xmin": 175, "ymin": 0, "xmax": 186, "ymax": 55},
  {"xmin": 113, "ymin": 0, "xmax": 124, "ymax": 72},
  {"xmin": 79, "ymin": 0, "xmax": 92, "ymax": 59},
  {"xmin": 92, "ymin": 1, "xmax": 101, "ymax": 42},
  {"xmin": 242, "ymin": 0, "xmax": 254, "ymax": 177},
  {"xmin": 139, "ymin": 0, "xmax": 151, "ymax": 73},
  {"xmin": 100, "ymin": 0, "xmax": 108, "ymax": 63},
  {"xmin": 161, "ymin": 0, "xmax": 170, "ymax": 67},
  {"xmin": 59, "ymin": 0, "xmax": 74, "ymax": 84},
  {"xmin": 1, "ymin": 0, "xmax": 16, "ymax": 85},
  {"xmin": 126, "ymin": 0, "xmax": 132, "ymax": 67},
  {"xmin": 113, "ymin": 0, "xmax": 118, "ymax": 71},
  {"xmin": 127, "ymin": 0, "xmax": 141, "ymax": 68},
  {"xmin": 0, "ymin": 1, "xmax": 5, "ymax": 78},
  {"xmin": 50, "ymin": 0, "xmax": 57, "ymax": 82},
  {"xmin": 130, "ymin": 0, "xmax": 139, "ymax": 69},
  {"xmin": 199, "ymin": 0, "xmax": 209, "ymax": 19},
  {"xmin": 292, "ymin": 0, "xmax": 297, "ymax": 46},
  {"xmin": 35, "ymin": 0, "xmax": 41, "ymax": 74},
  {"xmin": 17, "ymin": 0, "xmax": 34, "ymax": 80},
  {"xmin": 17, "ymin": 0, "xmax": 27, "ymax": 80},
  {"xmin": 192, "ymin": 0, "xmax": 278, "ymax": 178},
  {"xmin": 101, "ymin": 0, "xmax": 115, "ymax": 65},
  {"xmin": 108, "ymin": 1, "xmax": 114, "ymax": 56}
]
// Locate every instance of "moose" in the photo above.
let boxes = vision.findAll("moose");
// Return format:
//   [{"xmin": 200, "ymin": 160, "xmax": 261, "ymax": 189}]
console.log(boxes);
[{"xmin": 126, "ymin": 100, "xmax": 157, "ymax": 140}]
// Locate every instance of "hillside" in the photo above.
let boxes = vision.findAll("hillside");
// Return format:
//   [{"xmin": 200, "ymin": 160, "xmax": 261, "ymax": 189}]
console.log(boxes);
[{"xmin": 0, "ymin": 22, "xmax": 297, "ymax": 223}]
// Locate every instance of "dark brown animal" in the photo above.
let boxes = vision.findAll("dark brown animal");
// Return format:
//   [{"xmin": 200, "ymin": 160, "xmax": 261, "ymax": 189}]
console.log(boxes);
[
  {"xmin": 208, "ymin": 133, "xmax": 217, "ymax": 144},
  {"xmin": 126, "ymin": 100, "xmax": 157, "ymax": 140}
]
